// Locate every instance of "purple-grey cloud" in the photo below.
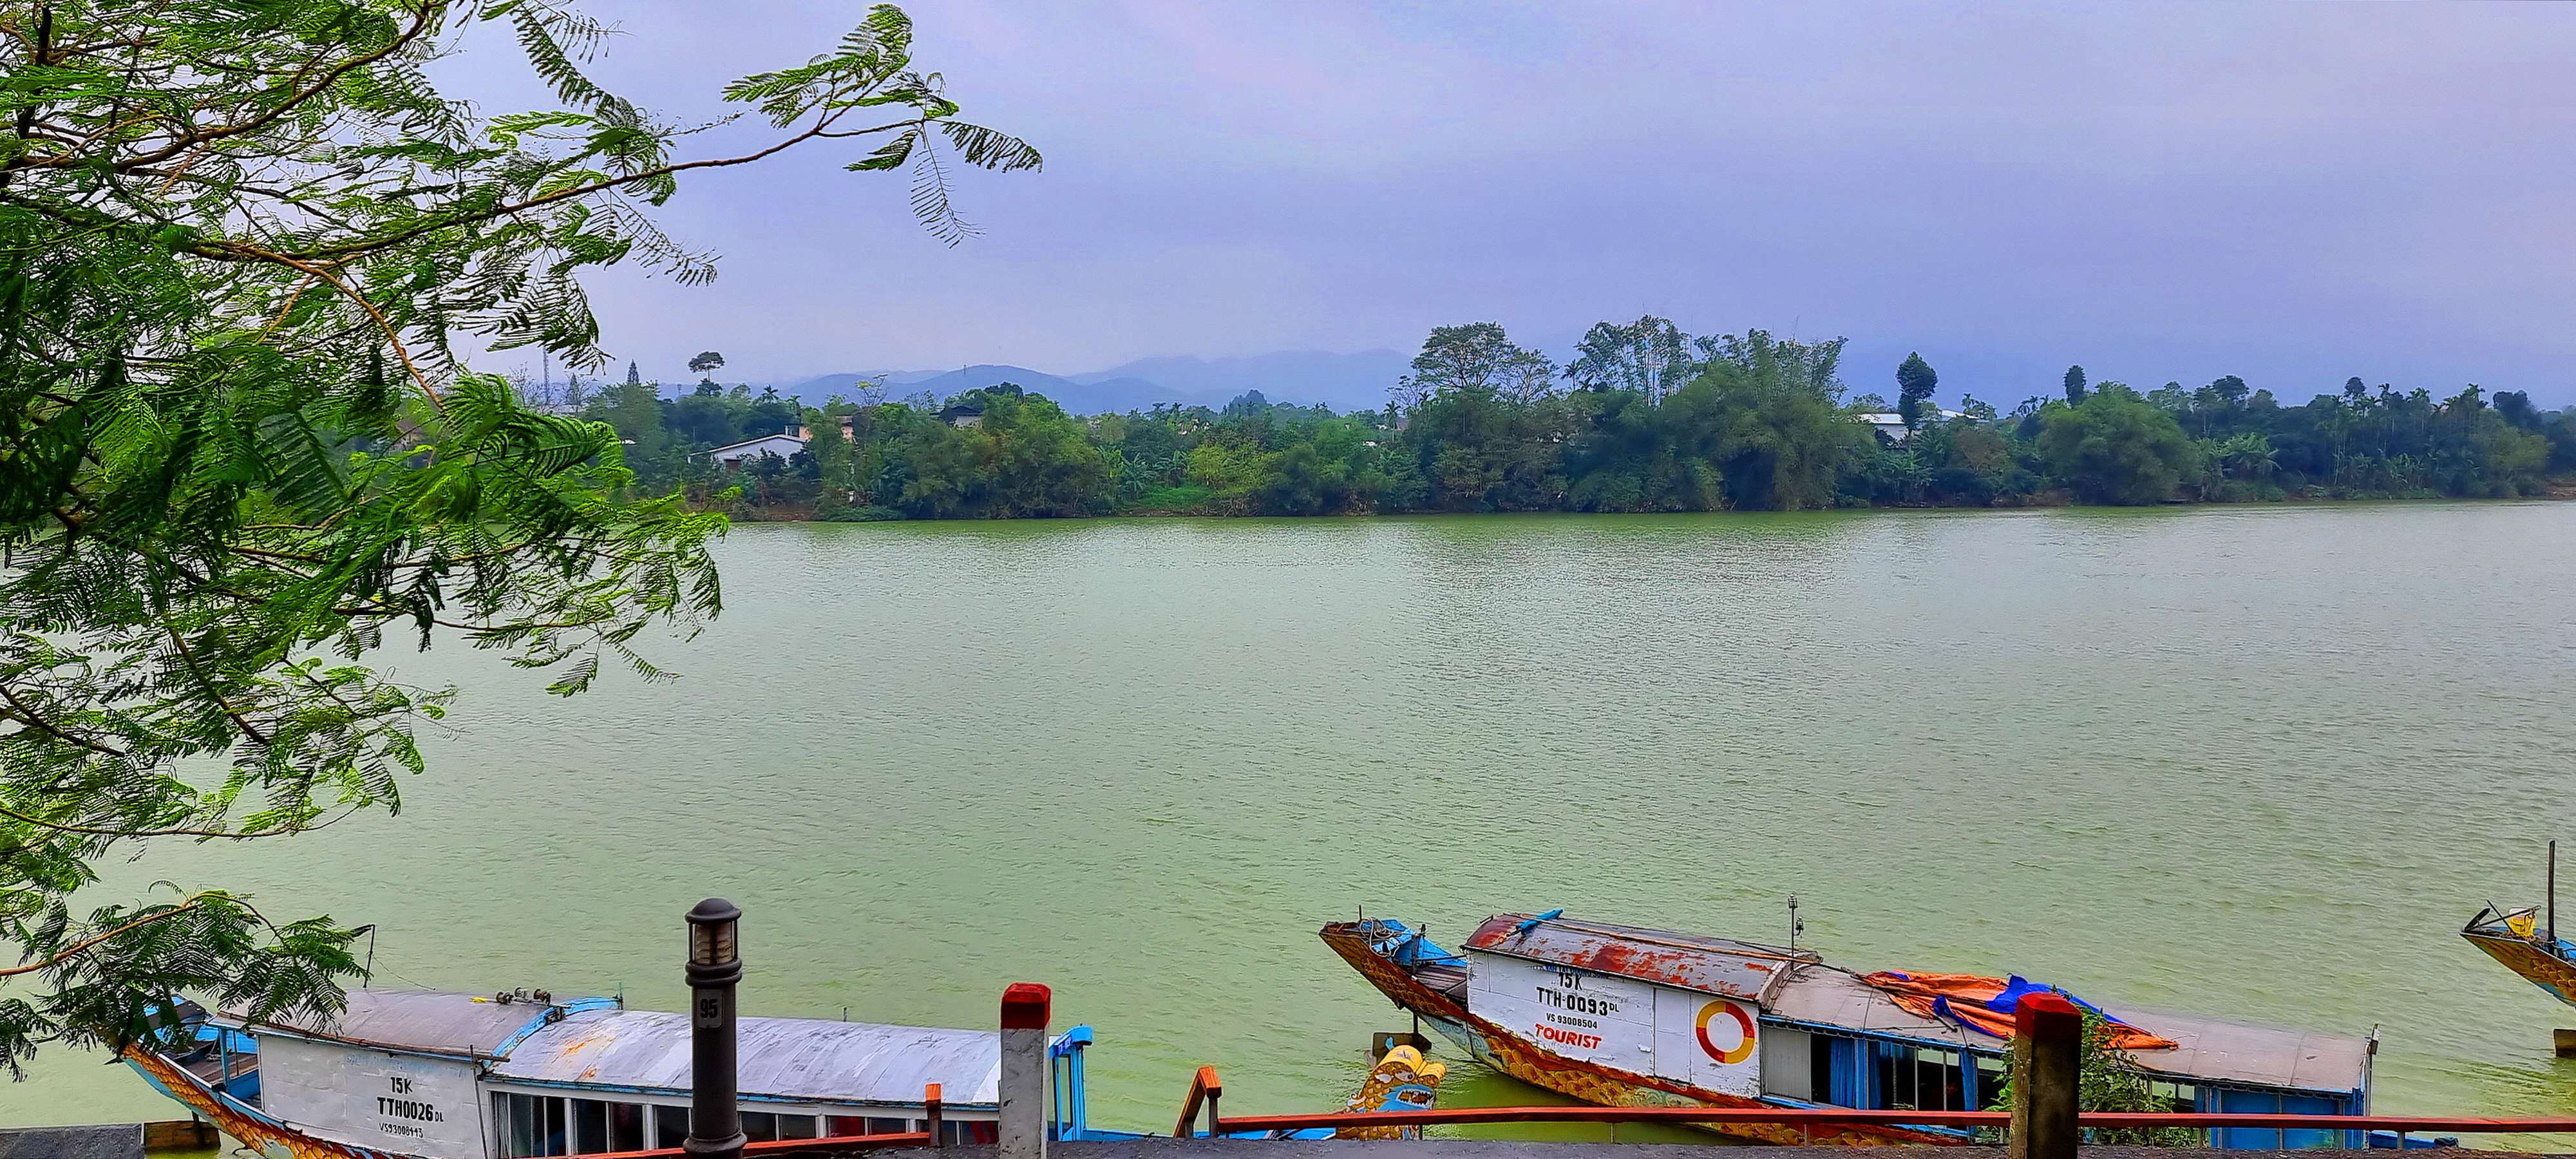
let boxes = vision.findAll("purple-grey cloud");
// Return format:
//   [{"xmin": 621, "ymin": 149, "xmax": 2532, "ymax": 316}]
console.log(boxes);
[{"xmin": 440, "ymin": 1, "xmax": 2576, "ymax": 404}]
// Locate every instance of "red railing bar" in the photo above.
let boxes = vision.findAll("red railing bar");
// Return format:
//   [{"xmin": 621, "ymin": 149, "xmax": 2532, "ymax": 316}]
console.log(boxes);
[
  {"xmin": 1213, "ymin": 1106, "xmax": 2576, "ymax": 1135},
  {"xmin": 1175, "ymin": 1064, "xmax": 1224, "ymax": 1137},
  {"xmin": 584, "ymin": 1131, "xmax": 934, "ymax": 1158}
]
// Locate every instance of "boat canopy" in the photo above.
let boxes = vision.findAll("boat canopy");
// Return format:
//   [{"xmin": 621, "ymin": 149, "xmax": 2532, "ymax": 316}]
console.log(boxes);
[
  {"xmin": 1766, "ymin": 961, "xmax": 2369, "ymax": 1093},
  {"xmin": 218, "ymin": 989, "xmax": 605, "ymax": 1060},
  {"xmin": 1463, "ymin": 913, "xmax": 1804, "ymax": 1003},
  {"xmin": 489, "ymin": 1009, "xmax": 1001, "ymax": 1107}
]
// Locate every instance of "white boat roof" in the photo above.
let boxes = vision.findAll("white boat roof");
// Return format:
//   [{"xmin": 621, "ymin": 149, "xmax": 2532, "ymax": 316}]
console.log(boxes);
[
  {"xmin": 222, "ymin": 990, "xmax": 1003, "ymax": 1106},
  {"xmin": 488, "ymin": 1008, "xmax": 1001, "ymax": 1108},
  {"xmin": 1765, "ymin": 965, "xmax": 2371, "ymax": 1093},
  {"xmin": 222, "ymin": 989, "xmax": 574, "ymax": 1058}
]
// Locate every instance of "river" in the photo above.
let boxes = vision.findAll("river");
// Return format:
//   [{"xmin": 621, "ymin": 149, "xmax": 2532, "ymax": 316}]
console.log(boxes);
[{"xmin": 8, "ymin": 502, "xmax": 2576, "ymax": 1144}]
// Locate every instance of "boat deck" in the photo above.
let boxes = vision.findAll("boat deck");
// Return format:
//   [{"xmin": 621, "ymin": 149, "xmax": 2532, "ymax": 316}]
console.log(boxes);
[
  {"xmin": 178, "ymin": 1051, "xmax": 252, "ymax": 1089},
  {"xmin": 1414, "ymin": 964, "xmax": 1468, "ymax": 999}
]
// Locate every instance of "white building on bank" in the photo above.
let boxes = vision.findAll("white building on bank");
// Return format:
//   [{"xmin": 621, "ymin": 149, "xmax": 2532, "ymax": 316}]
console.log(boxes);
[{"xmin": 696, "ymin": 432, "xmax": 807, "ymax": 469}]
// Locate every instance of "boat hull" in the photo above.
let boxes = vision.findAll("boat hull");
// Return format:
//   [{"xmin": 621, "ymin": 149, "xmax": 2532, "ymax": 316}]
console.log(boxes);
[
  {"xmin": 1320, "ymin": 923, "xmax": 1944, "ymax": 1146},
  {"xmin": 124, "ymin": 1045, "xmax": 422, "ymax": 1159},
  {"xmin": 2462, "ymin": 930, "xmax": 2576, "ymax": 1010}
]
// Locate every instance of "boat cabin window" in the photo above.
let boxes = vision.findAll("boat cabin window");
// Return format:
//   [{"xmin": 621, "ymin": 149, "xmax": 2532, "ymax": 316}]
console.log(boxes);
[
  {"xmin": 606, "ymin": 1102, "xmax": 647, "ymax": 1153},
  {"xmin": 1885, "ymin": 1044, "xmax": 1968, "ymax": 1111},
  {"xmin": 567, "ymin": 1098, "xmax": 650, "ymax": 1154},
  {"xmin": 1762, "ymin": 1028, "xmax": 1815, "ymax": 1101},
  {"xmin": 1807, "ymin": 1035, "xmax": 1987, "ymax": 1112},
  {"xmin": 743, "ymin": 1111, "xmax": 819, "ymax": 1142},
  {"xmin": 654, "ymin": 1105, "xmax": 690, "ymax": 1150},
  {"xmin": 1975, "ymin": 1054, "xmax": 2007, "ymax": 1107},
  {"xmin": 497, "ymin": 1093, "xmax": 668, "ymax": 1156},
  {"xmin": 2147, "ymin": 1080, "xmax": 2199, "ymax": 1113},
  {"xmin": 571, "ymin": 1100, "xmax": 606, "ymax": 1154},
  {"xmin": 493, "ymin": 1092, "xmax": 567, "ymax": 1157},
  {"xmin": 940, "ymin": 1120, "xmax": 999, "ymax": 1145}
]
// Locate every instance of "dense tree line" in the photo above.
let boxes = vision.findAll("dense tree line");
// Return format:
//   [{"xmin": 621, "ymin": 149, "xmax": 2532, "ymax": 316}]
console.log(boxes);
[{"xmin": 582, "ymin": 318, "xmax": 2576, "ymax": 520}]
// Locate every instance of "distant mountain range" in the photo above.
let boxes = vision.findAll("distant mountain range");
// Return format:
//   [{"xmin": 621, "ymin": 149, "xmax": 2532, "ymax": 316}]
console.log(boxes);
[{"xmin": 786, "ymin": 350, "xmax": 1410, "ymax": 415}]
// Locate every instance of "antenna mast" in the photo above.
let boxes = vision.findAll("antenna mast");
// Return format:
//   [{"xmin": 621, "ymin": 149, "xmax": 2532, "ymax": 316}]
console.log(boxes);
[{"xmin": 1787, "ymin": 895, "xmax": 1804, "ymax": 953}]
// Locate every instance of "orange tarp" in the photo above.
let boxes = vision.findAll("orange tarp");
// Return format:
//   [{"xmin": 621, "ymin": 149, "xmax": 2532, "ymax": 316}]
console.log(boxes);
[{"xmin": 1859, "ymin": 971, "xmax": 2179, "ymax": 1051}]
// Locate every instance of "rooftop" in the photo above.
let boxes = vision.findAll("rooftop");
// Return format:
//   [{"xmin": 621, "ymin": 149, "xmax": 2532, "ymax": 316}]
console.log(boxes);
[
  {"xmin": 1463, "ymin": 914, "xmax": 1808, "ymax": 1003},
  {"xmin": 491, "ymin": 1009, "xmax": 1000, "ymax": 1107},
  {"xmin": 218, "ymin": 989, "xmax": 581, "ymax": 1059},
  {"xmin": 1765, "ymin": 965, "xmax": 2370, "ymax": 1092}
]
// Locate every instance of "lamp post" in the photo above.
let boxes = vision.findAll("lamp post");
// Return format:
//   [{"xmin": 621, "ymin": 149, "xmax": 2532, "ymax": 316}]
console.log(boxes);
[{"xmin": 685, "ymin": 898, "xmax": 744, "ymax": 1159}]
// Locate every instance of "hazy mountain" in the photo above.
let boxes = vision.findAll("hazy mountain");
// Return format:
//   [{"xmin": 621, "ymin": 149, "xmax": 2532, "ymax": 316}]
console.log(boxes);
[
  {"xmin": 789, "ymin": 364, "xmax": 1235, "ymax": 415},
  {"xmin": 1070, "ymin": 350, "xmax": 1407, "ymax": 411},
  {"xmin": 782, "ymin": 350, "xmax": 1410, "ymax": 414}
]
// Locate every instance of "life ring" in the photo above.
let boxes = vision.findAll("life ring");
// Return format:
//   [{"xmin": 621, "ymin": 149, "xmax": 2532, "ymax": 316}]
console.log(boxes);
[{"xmin": 1694, "ymin": 999, "xmax": 1757, "ymax": 1064}]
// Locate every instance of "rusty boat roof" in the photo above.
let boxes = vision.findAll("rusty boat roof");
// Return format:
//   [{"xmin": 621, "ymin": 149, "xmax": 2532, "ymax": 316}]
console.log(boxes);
[{"xmin": 1463, "ymin": 912, "xmax": 1810, "ymax": 1002}]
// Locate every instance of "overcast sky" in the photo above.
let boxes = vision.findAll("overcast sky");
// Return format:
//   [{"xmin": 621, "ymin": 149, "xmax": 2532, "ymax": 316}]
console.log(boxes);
[{"xmin": 447, "ymin": 1, "xmax": 2576, "ymax": 405}]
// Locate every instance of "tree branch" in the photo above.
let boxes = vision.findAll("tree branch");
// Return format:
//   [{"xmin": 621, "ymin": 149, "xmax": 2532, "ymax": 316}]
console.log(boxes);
[{"xmin": 0, "ymin": 900, "xmax": 205, "ymax": 978}]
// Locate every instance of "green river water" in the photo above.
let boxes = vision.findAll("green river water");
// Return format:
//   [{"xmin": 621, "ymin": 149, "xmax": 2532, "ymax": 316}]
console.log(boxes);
[{"xmin": 8, "ymin": 503, "xmax": 2576, "ymax": 1145}]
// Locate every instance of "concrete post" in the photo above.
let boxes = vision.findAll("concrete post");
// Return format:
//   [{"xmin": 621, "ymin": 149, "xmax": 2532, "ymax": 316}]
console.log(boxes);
[
  {"xmin": 2008, "ymin": 992, "xmax": 2081, "ymax": 1159},
  {"xmin": 1000, "ymin": 983, "xmax": 1052, "ymax": 1159}
]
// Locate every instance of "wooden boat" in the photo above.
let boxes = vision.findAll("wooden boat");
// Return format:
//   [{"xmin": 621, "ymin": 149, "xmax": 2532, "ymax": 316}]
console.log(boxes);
[
  {"xmin": 2461, "ymin": 907, "xmax": 2576, "ymax": 1010},
  {"xmin": 1321, "ymin": 910, "xmax": 2377, "ymax": 1149},
  {"xmin": 125, "ymin": 988, "xmax": 1106, "ymax": 1158},
  {"xmin": 2460, "ymin": 843, "xmax": 2576, "ymax": 1014}
]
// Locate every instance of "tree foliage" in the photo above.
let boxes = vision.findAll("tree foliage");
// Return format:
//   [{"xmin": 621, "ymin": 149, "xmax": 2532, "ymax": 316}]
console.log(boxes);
[
  {"xmin": 641, "ymin": 326, "xmax": 2571, "ymax": 523},
  {"xmin": 1985, "ymin": 1013, "xmax": 2204, "ymax": 1147},
  {"xmin": 0, "ymin": 0, "xmax": 1032, "ymax": 1071},
  {"xmin": 2036, "ymin": 386, "xmax": 2195, "ymax": 504},
  {"xmin": 1897, "ymin": 352, "xmax": 1938, "ymax": 431}
]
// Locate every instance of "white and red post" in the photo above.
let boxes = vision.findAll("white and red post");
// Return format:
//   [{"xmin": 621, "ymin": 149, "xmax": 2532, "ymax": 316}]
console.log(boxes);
[{"xmin": 999, "ymin": 983, "xmax": 1052, "ymax": 1159}]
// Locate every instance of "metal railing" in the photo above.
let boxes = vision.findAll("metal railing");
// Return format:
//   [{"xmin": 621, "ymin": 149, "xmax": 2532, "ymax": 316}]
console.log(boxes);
[
  {"xmin": 1180, "ymin": 1064, "xmax": 2576, "ymax": 1146},
  {"xmin": 1208, "ymin": 1102, "xmax": 2576, "ymax": 1144},
  {"xmin": 1175, "ymin": 1065, "xmax": 1224, "ymax": 1137},
  {"xmin": 585, "ymin": 1084, "xmax": 945, "ymax": 1158}
]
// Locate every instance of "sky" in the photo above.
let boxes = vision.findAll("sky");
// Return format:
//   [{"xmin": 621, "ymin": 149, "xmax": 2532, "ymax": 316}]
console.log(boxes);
[{"xmin": 444, "ymin": 1, "xmax": 2576, "ymax": 406}]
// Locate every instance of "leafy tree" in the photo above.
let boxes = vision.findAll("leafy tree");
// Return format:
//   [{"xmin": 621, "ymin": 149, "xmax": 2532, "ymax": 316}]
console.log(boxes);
[
  {"xmin": 2037, "ymin": 386, "xmax": 2194, "ymax": 504},
  {"xmin": 1689, "ymin": 331, "xmax": 1867, "ymax": 510},
  {"xmin": 1985, "ymin": 1013, "xmax": 2202, "ymax": 1147},
  {"xmin": 1566, "ymin": 316, "xmax": 1691, "ymax": 400},
  {"xmin": 2495, "ymin": 390, "xmax": 2538, "ymax": 429},
  {"xmin": 0, "ymin": 0, "xmax": 1032, "ymax": 1072},
  {"xmin": 2063, "ymin": 364, "xmax": 2088, "ymax": 404},
  {"xmin": 1393, "ymin": 322, "xmax": 1552, "ymax": 404},
  {"xmin": 690, "ymin": 351, "xmax": 728, "ymax": 375},
  {"xmin": 1897, "ymin": 352, "xmax": 1938, "ymax": 431}
]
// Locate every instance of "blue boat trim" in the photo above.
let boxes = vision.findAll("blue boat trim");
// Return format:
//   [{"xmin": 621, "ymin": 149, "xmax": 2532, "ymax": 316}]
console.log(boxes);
[{"xmin": 488, "ymin": 995, "xmax": 621, "ymax": 1059}]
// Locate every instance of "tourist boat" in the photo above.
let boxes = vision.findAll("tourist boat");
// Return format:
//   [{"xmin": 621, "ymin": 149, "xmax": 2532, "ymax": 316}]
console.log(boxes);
[
  {"xmin": 2461, "ymin": 905, "xmax": 2576, "ymax": 1012},
  {"xmin": 123, "ymin": 987, "xmax": 1110, "ymax": 1158},
  {"xmin": 2460, "ymin": 843, "xmax": 2576, "ymax": 1014},
  {"xmin": 1321, "ymin": 910, "xmax": 2378, "ymax": 1149}
]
